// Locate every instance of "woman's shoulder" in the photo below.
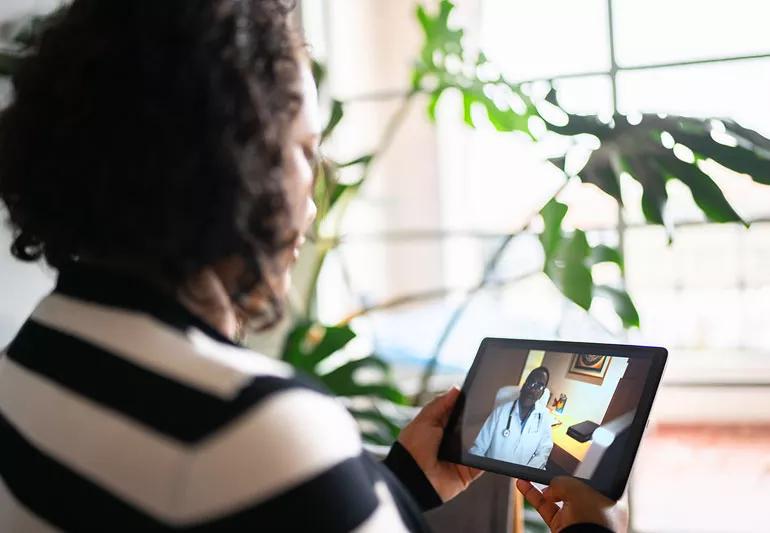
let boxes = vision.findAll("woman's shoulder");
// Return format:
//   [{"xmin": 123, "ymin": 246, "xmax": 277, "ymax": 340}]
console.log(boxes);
[
  {"xmin": 179, "ymin": 336, "xmax": 367, "ymax": 525},
  {"xmin": 186, "ymin": 328, "xmax": 353, "ymax": 434}
]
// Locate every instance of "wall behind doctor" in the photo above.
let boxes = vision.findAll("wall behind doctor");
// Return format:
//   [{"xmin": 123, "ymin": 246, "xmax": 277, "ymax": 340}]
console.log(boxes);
[
  {"xmin": 461, "ymin": 347, "xmax": 530, "ymax": 450},
  {"xmin": 543, "ymin": 353, "xmax": 627, "ymax": 424}
]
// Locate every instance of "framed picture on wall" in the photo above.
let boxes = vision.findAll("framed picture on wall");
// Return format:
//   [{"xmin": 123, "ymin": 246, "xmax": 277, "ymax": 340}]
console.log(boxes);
[{"xmin": 568, "ymin": 354, "xmax": 611, "ymax": 382}]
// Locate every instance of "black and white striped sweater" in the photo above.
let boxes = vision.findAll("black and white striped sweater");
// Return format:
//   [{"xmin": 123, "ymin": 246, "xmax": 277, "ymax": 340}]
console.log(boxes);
[{"xmin": 0, "ymin": 267, "xmax": 440, "ymax": 532}]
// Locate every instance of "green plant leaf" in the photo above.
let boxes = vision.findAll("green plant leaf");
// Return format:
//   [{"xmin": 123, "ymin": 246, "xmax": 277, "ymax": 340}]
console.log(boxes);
[
  {"xmin": 559, "ymin": 231, "xmax": 593, "ymax": 310},
  {"xmin": 321, "ymin": 355, "xmax": 389, "ymax": 393},
  {"xmin": 349, "ymin": 408, "xmax": 403, "ymax": 439},
  {"xmin": 539, "ymin": 198, "xmax": 568, "ymax": 260},
  {"xmin": 311, "ymin": 59, "xmax": 327, "ymax": 88},
  {"xmin": 329, "ymin": 382, "xmax": 407, "ymax": 404},
  {"xmin": 338, "ymin": 154, "xmax": 374, "ymax": 169},
  {"xmin": 595, "ymin": 286, "xmax": 640, "ymax": 328},
  {"xmin": 415, "ymin": 4, "xmax": 431, "ymax": 36},
  {"xmin": 623, "ymin": 155, "xmax": 668, "ymax": 226},
  {"xmin": 462, "ymin": 91, "xmax": 475, "ymax": 127},
  {"xmin": 412, "ymin": 1, "xmax": 536, "ymax": 138},
  {"xmin": 579, "ymin": 158, "xmax": 623, "ymax": 204},
  {"xmin": 329, "ymin": 179, "xmax": 363, "ymax": 212},
  {"xmin": 548, "ymin": 109, "xmax": 770, "ymax": 231},
  {"xmin": 540, "ymin": 201, "xmax": 636, "ymax": 325},
  {"xmin": 672, "ymin": 129, "xmax": 770, "ymax": 185},
  {"xmin": 322, "ymin": 99, "xmax": 344, "ymax": 141},
  {"xmin": 415, "ymin": 0, "xmax": 463, "ymax": 70},
  {"xmin": 660, "ymin": 155, "xmax": 745, "ymax": 225},
  {"xmin": 589, "ymin": 245, "xmax": 624, "ymax": 272},
  {"xmin": 427, "ymin": 88, "xmax": 444, "ymax": 121},
  {"xmin": 280, "ymin": 322, "xmax": 356, "ymax": 372},
  {"xmin": 640, "ymin": 187, "xmax": 667, "ymax": 226},
  {"xmin": 544, "ymin": 229, "xmax": 593, "ymax": 311},
  {"xmin": 361, "ymin": 430, "xmax": 395, "ymax": 446},
  {"xmin": 482, "ymin": 98, "xmax": 530, "ymax": 133},
  {"xmin": 545, "ymin": 112, "xmax": 613, "ymax": 139}
]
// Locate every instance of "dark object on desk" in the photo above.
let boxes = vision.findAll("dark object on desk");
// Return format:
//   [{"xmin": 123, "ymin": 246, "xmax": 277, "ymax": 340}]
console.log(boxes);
[{"xmin": 567, "ymin": 420, "xmax": 599, "ymax": 442}]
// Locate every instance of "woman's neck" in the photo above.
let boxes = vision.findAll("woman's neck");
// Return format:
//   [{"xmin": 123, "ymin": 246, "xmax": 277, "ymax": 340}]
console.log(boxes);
[{"xmin": 177, "ymin": 268, "xmax": 239, "ymax": 340}]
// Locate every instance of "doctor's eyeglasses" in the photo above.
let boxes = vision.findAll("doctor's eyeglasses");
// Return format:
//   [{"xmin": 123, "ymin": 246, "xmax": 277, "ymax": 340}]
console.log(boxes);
[{"xmin": 522, "ymin": 381, "xmax": 546, "ymax": 392}]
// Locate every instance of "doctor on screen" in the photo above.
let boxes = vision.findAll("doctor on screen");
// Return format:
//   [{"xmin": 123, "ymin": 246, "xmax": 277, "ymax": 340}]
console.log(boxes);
[{"xmin": 469, "ymin": 366, "xmax": 554, "ymax": 469}]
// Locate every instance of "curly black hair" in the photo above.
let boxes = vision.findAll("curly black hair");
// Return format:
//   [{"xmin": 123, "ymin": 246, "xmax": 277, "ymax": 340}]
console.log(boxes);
[{"xmin": 0, "ymin": 0, "xmax": 303, "ymax": 323}]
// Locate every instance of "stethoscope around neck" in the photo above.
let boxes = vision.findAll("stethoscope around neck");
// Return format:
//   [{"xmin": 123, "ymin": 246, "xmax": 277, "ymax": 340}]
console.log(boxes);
[{"xmin": 502, "ymin": 400, "xmax": 542, "ymax": 437}]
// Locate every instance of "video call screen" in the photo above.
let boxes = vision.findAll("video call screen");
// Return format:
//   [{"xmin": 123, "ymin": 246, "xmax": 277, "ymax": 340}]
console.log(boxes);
[{"xmin": 461, "ymin": 345, "xmax": 653, "ymax": 480}]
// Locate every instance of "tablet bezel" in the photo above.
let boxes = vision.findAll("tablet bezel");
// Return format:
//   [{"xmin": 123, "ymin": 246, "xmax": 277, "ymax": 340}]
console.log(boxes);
[{"xmin": 438, "ymin": 337, "xmax": 668, "ymax": 500}]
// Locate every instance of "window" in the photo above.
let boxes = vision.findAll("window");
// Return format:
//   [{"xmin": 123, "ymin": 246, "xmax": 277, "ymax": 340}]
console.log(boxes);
[{"xmin": 303, "ymin": 1, "xmax": 770, "ymax": 386}]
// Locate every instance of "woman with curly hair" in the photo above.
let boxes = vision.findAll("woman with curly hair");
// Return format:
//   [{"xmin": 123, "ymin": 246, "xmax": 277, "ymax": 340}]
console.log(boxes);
[{"xmin": 0, "ymin": 1, "xmax": 625, "ymax": 531}]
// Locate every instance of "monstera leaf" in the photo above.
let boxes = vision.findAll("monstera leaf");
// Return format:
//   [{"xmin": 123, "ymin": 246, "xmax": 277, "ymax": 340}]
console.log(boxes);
[
  {"xmin": 545, "ymin": 108, "xmax": 770, "ymax": 228},
  {"xmin": 414, "ymin": 0, "xmax": 535, "ymax": 134},
  {"xmin": 536, "ymin": 106, "xmax": 770, "ymax": 324},
  {"xmin": 281, "ymin": 322, "xmax": 408, "ymax": 444},
  {"xmin": 414, "ymin": 0, "xmax": 463, "ymax": 73},
  {"xmin": 540, "ymin": 199, "xmax": 639, "ymax": 328},
  {"xmin": 411, "ymin": 2, "xmax": 642, "ymax": 328}
]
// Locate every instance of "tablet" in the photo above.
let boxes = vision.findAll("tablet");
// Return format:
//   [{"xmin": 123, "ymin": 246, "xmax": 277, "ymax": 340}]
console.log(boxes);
[{"xmin": 438, "ymin": 338, "xmax": 667, "ymax": 500}]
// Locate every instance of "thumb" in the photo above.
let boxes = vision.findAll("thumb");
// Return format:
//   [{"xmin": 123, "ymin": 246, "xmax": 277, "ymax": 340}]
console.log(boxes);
[{"xmin": 542, "ymin": 476, "xmax": 593, "ymax": 503}]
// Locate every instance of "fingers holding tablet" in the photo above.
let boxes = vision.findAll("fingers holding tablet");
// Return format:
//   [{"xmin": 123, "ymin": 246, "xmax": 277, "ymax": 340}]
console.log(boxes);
[
  {"xmin": 517, "ymin": 476, "xmax": 628, "ymax": 533},
  {"xmin": 399, "ymin": 386, "xmax": 484, "ymax": 502},
  {"xmin": 516, "ymin": 479, "xmax": 560, "ymax": 525}
]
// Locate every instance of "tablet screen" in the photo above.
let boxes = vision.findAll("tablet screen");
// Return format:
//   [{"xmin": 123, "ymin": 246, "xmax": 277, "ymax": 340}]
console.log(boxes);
[{"xmin": 440, "ymin": 338, "xmax": 666, "ymax": 499}]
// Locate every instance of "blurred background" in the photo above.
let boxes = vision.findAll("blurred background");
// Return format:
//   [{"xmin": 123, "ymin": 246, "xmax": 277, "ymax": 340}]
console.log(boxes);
[{"xmin": 2, "ymin": 1, "xmax": 769, "ymax": 532}]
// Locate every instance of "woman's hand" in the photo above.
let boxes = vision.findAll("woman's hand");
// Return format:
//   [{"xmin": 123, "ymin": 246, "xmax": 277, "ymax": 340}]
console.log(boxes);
[
  {"xmin": 516, "ymin": 477, "xmax": 628, "ymax": 533},
  {"xmin": 398, "ymin": 386, "xmax": 482, "ymax": 502}
]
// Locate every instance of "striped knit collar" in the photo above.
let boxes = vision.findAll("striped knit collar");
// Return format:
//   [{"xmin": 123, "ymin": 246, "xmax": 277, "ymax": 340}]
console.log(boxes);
[{"xmin": 54, "ymin": 264, "xmax": 241, "ymax": 348}]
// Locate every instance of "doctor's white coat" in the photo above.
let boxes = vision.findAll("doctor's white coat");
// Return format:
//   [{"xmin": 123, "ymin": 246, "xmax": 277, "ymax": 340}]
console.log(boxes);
[{"xmin": 468, "ymin": 400, "xmax": 554, "ymax": 469}]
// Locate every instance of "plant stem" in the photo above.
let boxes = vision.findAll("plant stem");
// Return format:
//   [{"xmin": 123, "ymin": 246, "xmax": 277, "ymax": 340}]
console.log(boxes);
[
  {"xmin": 415, "ymin": 180, "xmax": 570, "ymax": 404},
  {"xmin": 304, "ymin": 92, "xmax": 417, "ymax": 319},
  {"xmin": 342, "ymin": 88, "xmax": 412, "ymax": 103},
  {"xmin": 337, "ymin": 229, "xmax": 520, "ymax": 243},
  {"xmin": 339, "ymin": 268, "xmax": 540, "ymax": 324},
  {"xmin": 414, "ymin": 233, "xmax": 517, "ymax": 404}
]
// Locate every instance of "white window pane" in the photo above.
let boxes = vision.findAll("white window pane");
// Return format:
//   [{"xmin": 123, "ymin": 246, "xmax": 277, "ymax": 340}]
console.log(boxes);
[
  {"xmin": 0, "ymin": 0, "xmax": 59, "ymax": 20},
  {"xmin": 616, "ymin": 58, "xmax": 770, "ymax": 138},
  {"xmin": 435, "ymin": 91, "xmax": 564, "ymax": 235},
  {"xmin": 613, "ymin": 0, "xmax": 770, "ymax": 66},
  {"xmin": 300, "ymin": 0, "xmax": 328, "ymax": 61},
  {"xmin": 480, "ymin": 0, "xmax": 610, "ymax": 81},
  {"xmin": 616, "ymin": 60, "xmax": 770, "ymax": 222},
  {"xmin": 551, "ymin": 75, "xmax": 614, "ymax": 116},
  {"xmin": 703, "ymin": 160, "xmax": 770, "ymax": 221},
  {"xmin": 625, "ymin": 223, "xmax": 770, "ymax": 353},
  {"xmin": 325, "ymin": 0, "xmax": 425, "ymax": 98}
]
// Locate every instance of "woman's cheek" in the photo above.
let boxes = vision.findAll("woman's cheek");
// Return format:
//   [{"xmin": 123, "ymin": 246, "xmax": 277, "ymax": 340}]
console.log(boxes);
[{"xmin": 306, "ymin": 195, "xmax": 317, "ymax": 227}]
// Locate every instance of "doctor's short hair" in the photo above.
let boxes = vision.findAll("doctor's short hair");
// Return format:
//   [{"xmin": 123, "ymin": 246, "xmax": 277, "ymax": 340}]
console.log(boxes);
[{"xmin": 526, "ymin": 366, "xmax": 550, "ymax": 386}]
